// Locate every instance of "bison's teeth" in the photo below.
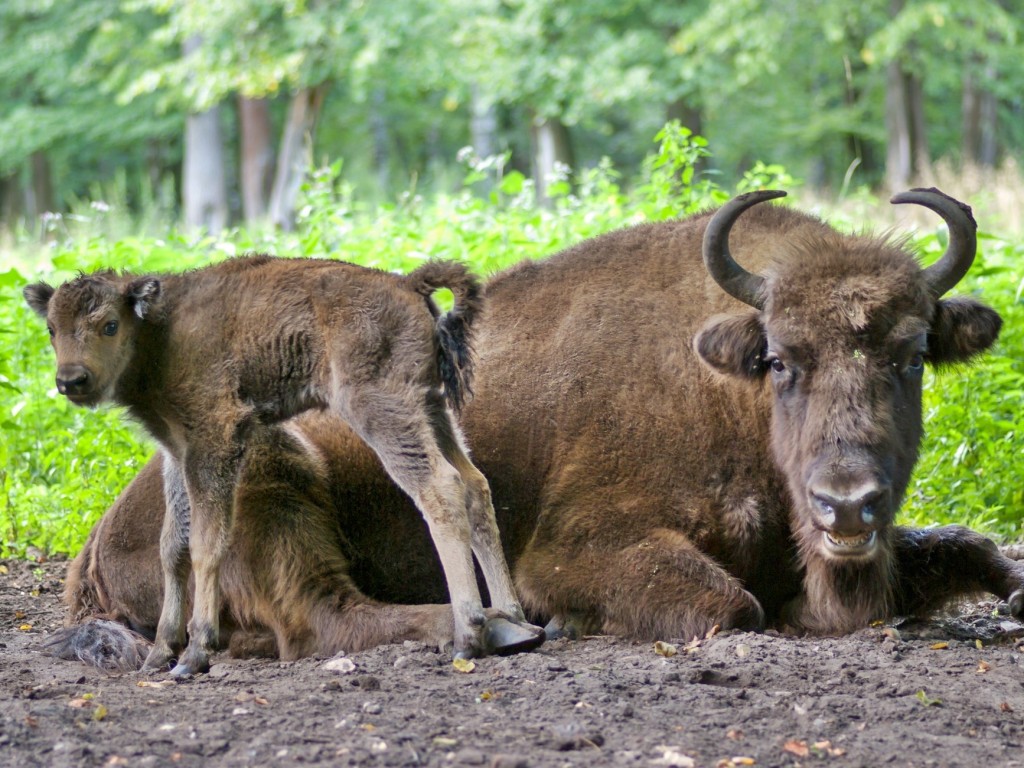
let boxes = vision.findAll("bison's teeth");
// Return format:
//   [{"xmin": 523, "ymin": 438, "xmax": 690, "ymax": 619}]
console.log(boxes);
[{"xmin": 824, "ymin": 531, "xmax": 875, "ymax": 549}]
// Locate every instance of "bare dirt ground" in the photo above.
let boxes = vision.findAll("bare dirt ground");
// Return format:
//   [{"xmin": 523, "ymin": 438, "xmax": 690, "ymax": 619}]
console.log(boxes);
[{"xmin": 3, "ymin": 557, "xmax": 1024, "ymax": 768}]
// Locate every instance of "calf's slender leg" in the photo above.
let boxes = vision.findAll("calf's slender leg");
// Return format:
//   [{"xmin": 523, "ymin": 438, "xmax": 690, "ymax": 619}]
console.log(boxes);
[
  {"xmin": 339, "ymin": 388, "xmax": 489, "ymax": 657},
  {"xmin": 428, "ymin": 398, "xmax": 524, "ymax": 616},
  {"xmin": 427, "ymin": 400, "xmax": 544, "ymax": 653},
  {"xmin": 142, "ymin": 454, "xmax": 191, "ymax": 672},
  {"xmin": 168, "ymin": 448, "xmax": 242, "ymax": 677}
]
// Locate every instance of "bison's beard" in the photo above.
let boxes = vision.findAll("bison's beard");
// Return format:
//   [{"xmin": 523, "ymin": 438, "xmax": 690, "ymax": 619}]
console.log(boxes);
[{"xmin": 782, "ymin": 523, "xmax": 896, "ymax": 635}]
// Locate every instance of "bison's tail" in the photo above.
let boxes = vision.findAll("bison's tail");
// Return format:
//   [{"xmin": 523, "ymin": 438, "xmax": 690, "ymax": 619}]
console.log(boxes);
[
  {"xmin": 41, "ymin": 619, "xmax": 151, "ymax": 672},
  {"xmin": 406, "ymin": 260, "xmax": 484, "ymax": 412}
]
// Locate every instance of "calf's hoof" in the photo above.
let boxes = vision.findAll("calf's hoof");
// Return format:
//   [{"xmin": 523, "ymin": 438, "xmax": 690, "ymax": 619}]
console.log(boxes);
[
  {"xmin": 482, "ymin": 617, "xmax": 545, "ymax": 656},
  {"xmin": 169, "ymin": 646, "xmax": 211, "ymax": 678},
  {"xmin": 140, "ymin": 644, "xmax": 177, "ymax": 674}
]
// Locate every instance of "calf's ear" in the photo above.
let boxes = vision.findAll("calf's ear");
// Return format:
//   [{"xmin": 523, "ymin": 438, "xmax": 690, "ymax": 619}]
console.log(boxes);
[
  {"xmin": 23, "ymin": 282, "xmax": 55, "ymax": 318},
  {"xmin": 926, "ymin": 296, "xmax": 1001, "ymax": 367},
  {"xmin": 126, "ymin": 277, "xmax": 161, "ymax": 319},
  {"xmin": 694, "ymin": 311, "xmax": 766, "ymax": 379}
]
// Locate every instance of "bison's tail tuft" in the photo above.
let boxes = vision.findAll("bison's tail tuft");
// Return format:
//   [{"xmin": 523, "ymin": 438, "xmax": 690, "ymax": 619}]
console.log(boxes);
[
  {"xmin": 41, "ymin": 619, "xmax": 151, "ymax": 672},
  {"xmin": 406, "ymin": 261, "xmax": 484, "ymax": 412}
]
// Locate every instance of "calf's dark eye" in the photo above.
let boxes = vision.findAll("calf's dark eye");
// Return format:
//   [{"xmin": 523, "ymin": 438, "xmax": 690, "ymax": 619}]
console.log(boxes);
[
  {"xmin": 770, "ymin": 358, "xmax": 786, "ymax": 374},
  {"xmin": 47, "ymin": 325, "xmax": 54, "ymax": 338},
  {"xmin": 103, "ymin": 320, "xmax": 119, "ymax": 337},
  {"xmin": 907, "ymin": 353, "xmax": 924, "ymax": 371}
]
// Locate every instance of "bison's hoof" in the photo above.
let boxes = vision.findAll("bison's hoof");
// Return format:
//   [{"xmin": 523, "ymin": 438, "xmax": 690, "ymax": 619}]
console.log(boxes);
[
  {"xmin": 482, "ymin": 617, "xmax": 545, "ymax": 656},
  {"xmin": 1008, "ymin": 589, "xmax": 1024, "ymax": 618},
  {"xmin": 543, "ymin": 612, "xmax": 600, "ymax": 641}
]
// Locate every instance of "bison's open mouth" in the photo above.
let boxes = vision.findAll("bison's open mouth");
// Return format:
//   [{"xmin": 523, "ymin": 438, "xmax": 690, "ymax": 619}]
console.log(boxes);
[{"xmin": 822, "ymin": 530, "xmax": 877, "ymax": 557}]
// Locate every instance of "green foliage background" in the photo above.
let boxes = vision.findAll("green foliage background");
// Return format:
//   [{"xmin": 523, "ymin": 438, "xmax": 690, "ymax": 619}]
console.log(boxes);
[{"xmin": 1, "ymin": 128, "xmax": 1022, "ymax": 558}]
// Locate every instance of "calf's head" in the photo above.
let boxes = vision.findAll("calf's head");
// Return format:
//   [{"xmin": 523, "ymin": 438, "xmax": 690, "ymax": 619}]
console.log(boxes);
[
  {"xmin": 695, "ymin": 190, "xmax": 1000, "ymax": 561},
  {"xmin": 24, "ymin": 272, "xmax": 161, "ymax": 408}
]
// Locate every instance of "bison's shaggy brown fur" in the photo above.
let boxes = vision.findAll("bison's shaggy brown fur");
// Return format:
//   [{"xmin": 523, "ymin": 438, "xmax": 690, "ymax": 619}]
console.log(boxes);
[
  {"xmin": 46, "ymin": 191, "xmax": 1024, "ymax": 667},
  {"xmin": 26, "ymin": 257, "xmax": 543, "ymax": 675}
]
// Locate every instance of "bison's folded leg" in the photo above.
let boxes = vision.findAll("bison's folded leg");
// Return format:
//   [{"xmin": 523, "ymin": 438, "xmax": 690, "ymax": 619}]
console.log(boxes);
[
  {"xmin": 517, "ymin": 526, "xmax": 765, "ymax": 642},
  {"xmin": 893, "ymin": 525, "xmax": 1024, "ymax": 617}
]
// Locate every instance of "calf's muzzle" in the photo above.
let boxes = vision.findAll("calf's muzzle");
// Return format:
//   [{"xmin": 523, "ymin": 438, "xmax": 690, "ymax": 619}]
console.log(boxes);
[{"xmin": 56, "ymin": 365, "xmax": 93, "ymax": 398}]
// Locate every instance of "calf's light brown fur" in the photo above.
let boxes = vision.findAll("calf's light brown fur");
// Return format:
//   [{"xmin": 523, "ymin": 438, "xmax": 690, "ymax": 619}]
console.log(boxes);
[{"xmin": 26, "ymin": 256, "xmax": 541, "ymax": 675}]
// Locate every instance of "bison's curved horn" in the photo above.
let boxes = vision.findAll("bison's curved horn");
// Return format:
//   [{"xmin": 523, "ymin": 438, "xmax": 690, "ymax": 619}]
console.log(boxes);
[
  {"xmin": 890, "ymin": 187, "xmax": 977, "ymax": 298},
  {"xmin": 702, "ymin": 190, "xmax": 787, "ymax": 309}
]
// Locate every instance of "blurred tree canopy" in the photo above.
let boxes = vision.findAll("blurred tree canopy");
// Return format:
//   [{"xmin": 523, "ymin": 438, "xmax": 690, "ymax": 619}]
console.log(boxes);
[{"xmin": 1, "ymin": 0, "xmax": 1022, "ymax": 229}]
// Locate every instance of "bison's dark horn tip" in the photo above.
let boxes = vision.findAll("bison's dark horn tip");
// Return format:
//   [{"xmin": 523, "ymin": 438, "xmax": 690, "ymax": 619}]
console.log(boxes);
[
  {"xmin": 889, "ymin": 188, "xmax": 976, "ymax": 227},
  {"xmin": 741, "ymin": 189, "xmax": 787, "ymax": 203}
]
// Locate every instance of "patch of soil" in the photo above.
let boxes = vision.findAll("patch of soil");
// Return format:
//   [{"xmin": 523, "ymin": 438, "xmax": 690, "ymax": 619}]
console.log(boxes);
[{"xmin": 3, "ymin": 558, "xmax": 1024, "ymax": 768}]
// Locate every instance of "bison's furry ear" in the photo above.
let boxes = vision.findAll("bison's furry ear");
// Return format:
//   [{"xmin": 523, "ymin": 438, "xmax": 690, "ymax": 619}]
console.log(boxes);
[
  {"xmin": 694, "ymin": 312, "xmax": 766, "ymax": 379},
  {"xmin": 126, "ymin": 278, "xmax": 161, "ymax": 319},
  {"xmin": 23, "ymin": 282, "xmax": 55, "ymax": 318},
  {"xmin": 926, "ymin": 296, "xmax": 1001, "ymax": 367}
]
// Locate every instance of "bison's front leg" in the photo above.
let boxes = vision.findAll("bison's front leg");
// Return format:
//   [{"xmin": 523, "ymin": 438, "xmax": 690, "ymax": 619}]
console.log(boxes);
[
  {"xmin": 142, "ymin": 454, "xmax": 191, "ymax": 673},
  {"xmin": 517, "ymin": 525, "xmax": 766, "ymax": 641},
  {"xmin": 892, "ymin": 525, "xmax": 1024, "ymax": 618}
]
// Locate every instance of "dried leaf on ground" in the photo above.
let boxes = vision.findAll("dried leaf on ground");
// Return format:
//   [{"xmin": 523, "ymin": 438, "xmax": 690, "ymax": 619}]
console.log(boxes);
[
  {"xmin": 929, "ymin": 642, "xmax": 949, "ymax": 650},
  {"xmin": 654, "ymin": 641, "xmax": 677, "ymax": 658},
  {"xmin": 782, "ymin": 739, "xmax": 809, "ymax": 758},
  {"xmin": 324, "ymin": 657, "xmax": 356, "ymax": 673},
  {"xmin": 452, "ymin": 658, "xmax": 475, "ymax": 673},
  {"xmin": 652, "ymin": 746, "xmax": 695, "ymax": 767}
]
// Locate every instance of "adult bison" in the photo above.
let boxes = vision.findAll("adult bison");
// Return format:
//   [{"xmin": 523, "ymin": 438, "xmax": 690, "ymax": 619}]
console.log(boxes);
[{"xmin": 49, "ymin": 188, "xmax": 1024, "ymax": 667}]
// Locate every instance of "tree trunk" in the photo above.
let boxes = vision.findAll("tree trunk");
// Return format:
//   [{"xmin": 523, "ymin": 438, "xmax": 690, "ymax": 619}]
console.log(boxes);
[
  {"xmin": 529, "ymin": 114, "xmax": 573, "ymax": 207},
  {"xmin": 978, "ymin": 81, "xmax": 998, "ymax": 167},
  {"xmin": 370, "ymin": 88, "xmax": 390, "ymax": 194},
  {"xmin": 962, "ymin": 70, "xmax": 981, "ymax": 165},
  {"xmin": 471, "ymin": 86, "xmax": 498, "ymax": 160},
  {"xmin": 238, "ymin": 96, "xmax": 275, "ymax": 224},
  {"xmin": 666, "ymin": 98, "xmax": 705, "ymax": 175},
  {"xmin": 268, "ymin": 84, "xmax": 329, "ymax": 231},
  {"xmin": 26, "ymin": 151, "xmax": 54, "ymax": 219},
  {"xmin": 0, "ymin": 172, "xmax": 22, "ymax": 223},
  {"xmin": 182, "ymin": 37, "xmax": 228, "ymax": 234},
  {"xmin": 907, "ymin": 74, "xmax": 931, "ymax": 181},
  {"xmin": 963, "ymin": 67, "xmax": 999, "ymax": 168},
  {"xmin": 884, "ymin": 0, "xmax": 930, "ymax": 191}
]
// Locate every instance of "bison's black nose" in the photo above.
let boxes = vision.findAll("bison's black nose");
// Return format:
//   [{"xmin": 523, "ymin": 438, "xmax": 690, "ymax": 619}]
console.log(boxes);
[
  {"xmin": 56, "ymin": 366, "xmax": 92, "ymax": 396},
  {"xmin": 809, "ymin": 482, "xmax": 890, "ymax": 535}
]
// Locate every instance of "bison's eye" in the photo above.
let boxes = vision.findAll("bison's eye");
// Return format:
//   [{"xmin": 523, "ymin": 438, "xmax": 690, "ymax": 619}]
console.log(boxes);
[
  {"xmin": 894, "ymin": 353, "xmax": 924, "ymax": 374},
  {"xmin": 906, "ymin": 353, "xmax": 924, "ymax": 372},
  {"xmin": 103, "ymin": 320, "xmax": 119, "ymax": 337},
  {"xmin": 46, "ymin": 325, "xmax": 54, "ymax": 338},
  {"xmin": 769, "ymin": 357, "xmax": 786, "ymax": 374}
]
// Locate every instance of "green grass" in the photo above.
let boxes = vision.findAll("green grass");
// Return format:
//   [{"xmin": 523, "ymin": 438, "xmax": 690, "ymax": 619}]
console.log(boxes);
[{"xmin": 1, "ymin": 125, "xmax": 1021, "ymax": 557}]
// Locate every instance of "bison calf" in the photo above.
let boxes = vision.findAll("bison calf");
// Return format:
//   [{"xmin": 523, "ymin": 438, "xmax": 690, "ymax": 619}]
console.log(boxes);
[{"xmin": 25, "ymin": 256, "xmax": 542, "ymax": 675}]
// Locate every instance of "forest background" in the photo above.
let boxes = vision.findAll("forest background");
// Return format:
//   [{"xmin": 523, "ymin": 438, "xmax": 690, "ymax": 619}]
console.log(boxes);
[{"xmin": 0, "ymin": 0, "xmax": 1022, "ymax": 558}]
